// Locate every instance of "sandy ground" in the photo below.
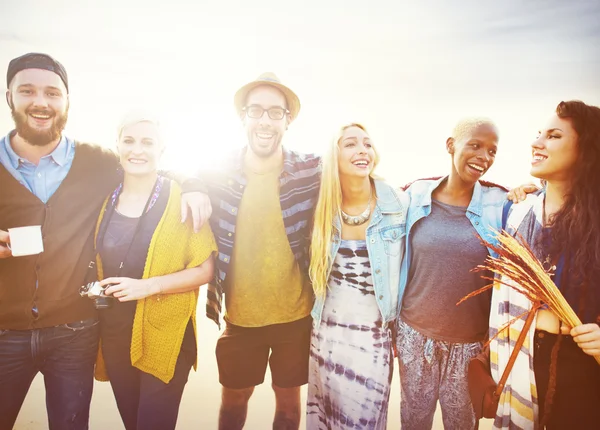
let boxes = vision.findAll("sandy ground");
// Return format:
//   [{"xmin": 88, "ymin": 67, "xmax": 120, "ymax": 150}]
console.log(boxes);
[{"xmin": 14, "ymin": 289, "xmax": 493, "ymax": 429}]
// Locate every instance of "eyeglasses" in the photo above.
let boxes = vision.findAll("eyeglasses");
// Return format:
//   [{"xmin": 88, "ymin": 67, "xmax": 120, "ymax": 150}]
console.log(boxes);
[{"xmin": 243, "ymin": 105, "xmax": 289, "ymax": 120}]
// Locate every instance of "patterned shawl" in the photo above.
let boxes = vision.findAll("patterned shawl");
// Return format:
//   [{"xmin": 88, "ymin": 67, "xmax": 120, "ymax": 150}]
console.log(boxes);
[{"xmin": 490, "ymin": 192, "xmax": 546, "ymax": 430}]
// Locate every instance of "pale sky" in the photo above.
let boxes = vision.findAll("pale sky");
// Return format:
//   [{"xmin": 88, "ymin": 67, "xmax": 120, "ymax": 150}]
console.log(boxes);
[{"xmin": 1, "ymin": 0, "xmax": 599, "ymax": 188}]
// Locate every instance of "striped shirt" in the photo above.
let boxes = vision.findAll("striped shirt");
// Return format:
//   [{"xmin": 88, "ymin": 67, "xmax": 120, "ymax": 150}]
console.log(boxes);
[{"xmin": 201, "ymin": 147, "xmax": 321, "ymax": 327}]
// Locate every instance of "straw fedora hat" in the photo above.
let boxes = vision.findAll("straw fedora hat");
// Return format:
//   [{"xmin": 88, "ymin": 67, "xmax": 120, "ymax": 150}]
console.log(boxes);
[{"xmin": 234, "ymin": 72, "xmax": 301, "ymax": 121}]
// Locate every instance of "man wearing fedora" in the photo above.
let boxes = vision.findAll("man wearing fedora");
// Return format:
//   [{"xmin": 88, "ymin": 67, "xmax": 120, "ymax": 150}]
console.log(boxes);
[
  {"xmin": 200, "ymin": 73, "xmax": 320, "ymax": 429},
  {"xmin": 0, "ymin": 53, "xmax": 208, "ymax": 430}
]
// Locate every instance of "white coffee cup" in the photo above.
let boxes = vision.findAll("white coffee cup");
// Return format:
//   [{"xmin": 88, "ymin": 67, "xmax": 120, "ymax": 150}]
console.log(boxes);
[{"xmin": 7, "ymin": 226, "xmax": 44, "ymax": 257}]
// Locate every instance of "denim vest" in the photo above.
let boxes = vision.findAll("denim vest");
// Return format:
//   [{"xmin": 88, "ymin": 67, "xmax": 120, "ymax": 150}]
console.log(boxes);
[
  {"xmin": 398, "ymin": 176, "xmax": 507, "ymax": 310},
  {"xmin": 311, "ymin": 180, "xmax": 409, "ymax": 326}
]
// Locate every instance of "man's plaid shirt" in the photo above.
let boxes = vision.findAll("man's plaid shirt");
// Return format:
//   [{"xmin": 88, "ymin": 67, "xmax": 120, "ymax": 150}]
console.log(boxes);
[{"xmin": 200, "ymin": 147, "xmax": 321, "ymax": 327}]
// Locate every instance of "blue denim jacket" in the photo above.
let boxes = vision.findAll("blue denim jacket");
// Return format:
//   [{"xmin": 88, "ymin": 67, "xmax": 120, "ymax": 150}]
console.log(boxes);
[
  {"xmin": 311, "ymin": 180, "xmax": 409, "ymax": 326},
  {"xmin": 398, "ymin": 176, "xmax": 508, "ymax": 309}
]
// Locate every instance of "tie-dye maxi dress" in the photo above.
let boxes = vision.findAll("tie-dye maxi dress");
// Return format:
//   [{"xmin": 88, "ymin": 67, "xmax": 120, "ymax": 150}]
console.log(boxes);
[{"xmin": 306, "ymin": 240, "xmax": 394, "ymax": 430}]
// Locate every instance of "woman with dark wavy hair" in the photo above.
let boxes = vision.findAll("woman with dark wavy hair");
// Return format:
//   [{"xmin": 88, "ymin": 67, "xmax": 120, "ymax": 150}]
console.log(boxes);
[{"xmin": 489, "ymin": 100, "xmax": 600, "ymax": 429}]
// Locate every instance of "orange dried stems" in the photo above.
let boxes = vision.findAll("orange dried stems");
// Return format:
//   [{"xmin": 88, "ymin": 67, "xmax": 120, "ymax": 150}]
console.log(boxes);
[{"xmin": 458, "ymin": 229, "xmax": 600, "ymax": 366}]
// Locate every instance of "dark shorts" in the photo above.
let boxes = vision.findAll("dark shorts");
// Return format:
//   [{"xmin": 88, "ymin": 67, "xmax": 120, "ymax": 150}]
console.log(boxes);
[{"xmin": 216, "ymin": 315, "xmax": 312, "ymax": 389}]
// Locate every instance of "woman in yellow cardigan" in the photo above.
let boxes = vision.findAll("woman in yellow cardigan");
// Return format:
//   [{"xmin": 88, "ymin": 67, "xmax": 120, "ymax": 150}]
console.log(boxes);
[{"xmin": 89, "ymin": 112, "xmax": 216, "ymax": 430}]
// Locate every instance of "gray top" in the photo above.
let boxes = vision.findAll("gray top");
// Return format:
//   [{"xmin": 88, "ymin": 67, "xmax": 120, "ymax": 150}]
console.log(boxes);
[
  {"xmin": 101, "ymin": 212, "xmax": 142, "ymax": 279},
  {"xmin": 97, "ymin": 184, "xmax": 169, "ymax": 334},
  {"xmin": 400, "ymin": 199, "xmax": 492, "ymax": 343}
]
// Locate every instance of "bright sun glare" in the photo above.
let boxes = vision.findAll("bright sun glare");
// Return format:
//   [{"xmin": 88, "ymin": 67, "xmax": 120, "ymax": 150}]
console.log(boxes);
[{"xmin": 1, "ymin": 1, "xmax": 598, "ymax": 190}]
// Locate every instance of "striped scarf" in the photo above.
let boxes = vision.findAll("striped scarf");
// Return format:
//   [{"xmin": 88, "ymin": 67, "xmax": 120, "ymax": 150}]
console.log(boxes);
[{"xmin": 490, "ymin": 192, "xmax": 546, "ymax": 429}]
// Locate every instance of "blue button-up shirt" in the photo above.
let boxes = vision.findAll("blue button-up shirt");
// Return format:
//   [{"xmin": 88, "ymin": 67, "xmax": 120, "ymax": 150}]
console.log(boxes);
[{"xmin": 0, "ymin": 131, "xmax": 75, "ymax": 203}]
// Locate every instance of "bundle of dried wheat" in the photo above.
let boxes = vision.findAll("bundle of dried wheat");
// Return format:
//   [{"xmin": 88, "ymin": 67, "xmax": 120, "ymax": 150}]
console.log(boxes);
[{"xmin": 458, "ymin": 229, "xmax": 600, "ymax": 366}]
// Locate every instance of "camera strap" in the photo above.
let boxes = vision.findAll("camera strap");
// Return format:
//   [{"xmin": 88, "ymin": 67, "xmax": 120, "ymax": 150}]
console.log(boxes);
[{"xmin": 94, "ymin": 176, "xmax": 163, "ymax": 277}]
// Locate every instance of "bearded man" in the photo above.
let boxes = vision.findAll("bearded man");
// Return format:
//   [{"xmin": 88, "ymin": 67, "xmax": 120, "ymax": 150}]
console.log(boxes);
[{"xmin": 0, "ymin": 53, "xmax": 208, "ymax": 430}]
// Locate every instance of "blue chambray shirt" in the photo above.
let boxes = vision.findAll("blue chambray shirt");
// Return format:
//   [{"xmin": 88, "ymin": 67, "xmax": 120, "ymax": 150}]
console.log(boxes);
[{"xmin": 0, "ymin": 131, "xmax": 75, "ymax": 203}]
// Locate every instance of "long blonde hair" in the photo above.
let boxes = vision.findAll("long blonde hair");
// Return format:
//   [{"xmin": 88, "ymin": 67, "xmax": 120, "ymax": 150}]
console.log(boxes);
[{"xmin": 309, "ymin": 123, "xmax": 380, "ymax": 299}]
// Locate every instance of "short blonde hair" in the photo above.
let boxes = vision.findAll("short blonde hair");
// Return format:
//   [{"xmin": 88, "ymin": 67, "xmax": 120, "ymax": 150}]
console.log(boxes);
[
  {"xmin": 117, "ymin": 110, "xmax": 162, "ymax": 143},
  {"xmin": 451, "ymin": 117, "xmax": 498, "ymax": 144}
]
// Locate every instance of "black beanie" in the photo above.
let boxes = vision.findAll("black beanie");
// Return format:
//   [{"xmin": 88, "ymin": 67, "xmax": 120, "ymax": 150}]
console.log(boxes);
[{"xmin": 7, "ymin": 52, "xmax": 69, "ymax": 92}]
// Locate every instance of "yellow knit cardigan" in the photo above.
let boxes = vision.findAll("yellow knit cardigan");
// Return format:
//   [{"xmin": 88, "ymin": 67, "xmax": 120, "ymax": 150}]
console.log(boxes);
[{"xmin": 94, "ymin": 180, "xmax": 217, "ymax": 383}]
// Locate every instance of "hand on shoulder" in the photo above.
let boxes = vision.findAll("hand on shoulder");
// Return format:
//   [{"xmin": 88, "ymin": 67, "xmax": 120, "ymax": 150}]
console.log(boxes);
[{"xmin": 507, "ymin": 183, "xmax": 541, "ymax": 204}]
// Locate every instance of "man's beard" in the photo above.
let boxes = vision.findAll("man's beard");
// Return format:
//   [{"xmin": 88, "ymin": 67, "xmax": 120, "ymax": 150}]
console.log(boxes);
[{"xmin": 11, "ymin": 105, "xmax": 69, "ymax": 147}]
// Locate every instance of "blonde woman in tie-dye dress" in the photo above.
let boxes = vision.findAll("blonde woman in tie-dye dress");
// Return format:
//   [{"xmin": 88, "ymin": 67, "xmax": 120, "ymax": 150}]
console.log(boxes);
[{"xmin": 306, "ymin": 123, "xmax": 408, "ymax": 429}]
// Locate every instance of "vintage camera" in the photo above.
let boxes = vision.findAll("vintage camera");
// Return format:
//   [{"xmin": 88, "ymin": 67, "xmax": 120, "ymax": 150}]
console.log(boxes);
[{"xmin": 79, "ymin": 281, "xmax": 114, "ymax": 309}]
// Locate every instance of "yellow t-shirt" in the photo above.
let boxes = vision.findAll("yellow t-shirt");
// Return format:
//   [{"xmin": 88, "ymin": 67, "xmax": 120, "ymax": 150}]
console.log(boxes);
[{"xmin": 225, "ymin": 168, "xmax": 313, "ymax": 327}]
